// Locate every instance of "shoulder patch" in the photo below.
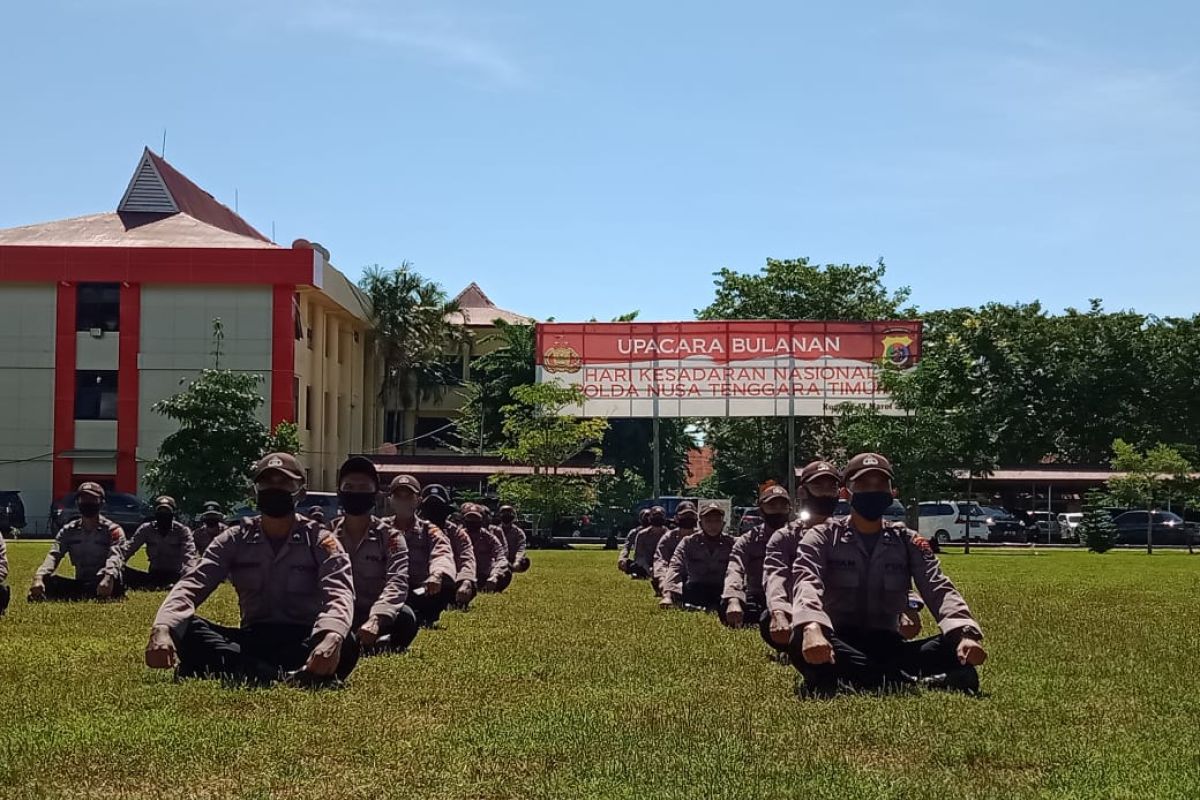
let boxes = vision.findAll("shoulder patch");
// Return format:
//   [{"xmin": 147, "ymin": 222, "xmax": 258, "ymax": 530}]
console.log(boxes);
[
  {"xmin": 911, "ymin": 535, "xmax": 934, "ymax": 556},
  {"xmin": 319, "ymin": 533, "xmax": 342, "ymax": 555},
  {"xmin": 110, "ymin": 526, "xmax": 122, "ymax": 543},
  {"xmin": 388, "ymin": 532, "xmax": 403, "ymax": 553}
]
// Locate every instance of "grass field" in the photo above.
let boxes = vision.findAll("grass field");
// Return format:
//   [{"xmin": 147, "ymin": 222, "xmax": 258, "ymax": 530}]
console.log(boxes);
[{"xmin": 2, "ymin": 544, "xmax": 1200, "ymax": 799}]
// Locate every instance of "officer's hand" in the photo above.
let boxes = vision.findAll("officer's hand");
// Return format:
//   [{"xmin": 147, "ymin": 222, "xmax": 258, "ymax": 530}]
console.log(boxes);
[
  {"xmin": 801, "ymin": 623, "xmax": 835, "ymax": 665},
  {"xmin": 659, "ymin": 593, "xmax": 677, "ymax": 609},
  {"xmin": 422, "ymin": 577, "xmax": 442, "ymax": 596},
  {"xmin": 455, "ymin": 582, "xmax": 474, "ymax": 605},
  {"xmin": 898, "ymin": 610, "xmax": 922, "ymax": 640},
  {"xmin": 724, "ymin": 600, "xmax": 744, "ymax": 628},
  {"xmin": 483, "ymin": 579, "xmax": 498, "ymax": 593},
  {"xmin": 957, "ymin": 637, "xmax": 987, "ymax": 667},
  {"xmin": 145, "ymin": 625, "xmax": 177, "ymax": 669},
  {"xmin": 304, "ymin": 632, "xmax": 344, "ymax": 677},
  {"xmin": 28, "ymin": 579, "xmax": 45, "ymax": 600},
  {"xmin": 358, "ymin": 617, "xmax": 381, "ymax": 648},
  {"xmin": 769, "ymin": 611, "xmax": 792, "ymax": 645},
  {"xmin": 96, "ymin": 575, "xmax": 114, "ymax": 598},
  {"xmin": 617, "ymin": 559, "xmax": 629, "ymax": 573}
]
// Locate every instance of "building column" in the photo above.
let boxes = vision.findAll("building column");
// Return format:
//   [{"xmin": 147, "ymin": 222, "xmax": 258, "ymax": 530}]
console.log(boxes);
[
  {"xmin": 116, "ymin": 283, "xmax": 141, "ymax": 492},
  {"xmin": 52, "ymin": 283, "xmax": 77, "ymax": 497},
  {"xmin": 270, "ymin": 285, "xmax": 297, "ymax": 427}
]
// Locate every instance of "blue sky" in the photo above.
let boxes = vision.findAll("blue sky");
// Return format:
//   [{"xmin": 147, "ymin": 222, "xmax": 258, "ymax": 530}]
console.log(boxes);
[{"xmin": 2, "ymin": 1, "xmax": 1197, "ymax": 322}]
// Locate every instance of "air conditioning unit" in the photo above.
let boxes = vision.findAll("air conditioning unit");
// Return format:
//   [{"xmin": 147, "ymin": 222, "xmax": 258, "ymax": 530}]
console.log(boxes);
[{"xmin": 89, "ymin": 328, "xmax": 104, "ymax": 339}]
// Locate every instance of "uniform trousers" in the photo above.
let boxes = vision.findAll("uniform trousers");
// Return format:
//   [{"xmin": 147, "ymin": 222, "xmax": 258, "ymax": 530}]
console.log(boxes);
[{"xmin": 171, "ymin": 618, "xmax": 360, "ymax": 684}]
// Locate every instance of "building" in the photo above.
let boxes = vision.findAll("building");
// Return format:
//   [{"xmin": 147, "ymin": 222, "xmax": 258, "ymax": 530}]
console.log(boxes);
[{"xmin": 0, "ymin": 148, "xmax": 380, "ymax": 531}]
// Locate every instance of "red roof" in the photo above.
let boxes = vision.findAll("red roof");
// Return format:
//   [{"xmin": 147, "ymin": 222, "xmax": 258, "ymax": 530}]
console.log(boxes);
[
  {"xmin": 144, "ymin": 150, "xmax": 270, "ymax": 243},
  {"xmin": 446, "ymin": 282, "xmax": 532, "ymax": 326},
  {"xmin": 685, "ymin": 446, "xmax": 714, "ymax": 487}
]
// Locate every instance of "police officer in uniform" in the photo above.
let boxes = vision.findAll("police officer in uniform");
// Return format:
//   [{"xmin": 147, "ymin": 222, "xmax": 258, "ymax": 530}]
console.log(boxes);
[
  {"xmin": 497, "ymin": 504, "xmax": 530, "ymax": 573},
  {"xmin": 121, "ymin": 496, "xmax": 199, "ymax": 590},
  {"xmin": 480, "ymin": 506, "xmax": 514, "ymax": 592},
  {"xmin": 459, "ymin": 503, "xmax": 511, "ymax": 594},
  {"xmin": 30, "ymin": 482, "xmax": 125, "ymax": 601},
  {"xmin": 386, "ymin": 475, "xmax": 456, "ymax": 627},
  {"xmin": 626, "ymin": 506, "xmax": 667, "ymax": 585},
  {"xmin": 722, "ymin": 484, "xmax": 789, "ymax": 629},
  {"xmin": 419, "ymin": 484, "xmax": 478, "ymax": 609},
  {"xmin": 331, "ymin": 457, "xmax": 419, "ymax": 654},
  {"xmin": 794, "ymin": 453, "xmax": 987, "ymax": 697},
  {"xmin": 660, "ymin": 503, "xmax": 735, "ymax": 611},
  {"xmin": 0, "ymin": 513, "xmax": 9, "ymax": 615},
  {"xmin": 192, "ymin": 501, "xmax": 227, "ymax": 554},
  {"xmin": 617, "ymin": 509, "xmax": 650, "ymax": 573},
  {"xmin": 144, "ymin": 453, "xmax": 359, "ymax": 686},
  {"xmin": 652, "ymin": 502, "xmax": 694, "ymax": 596}
]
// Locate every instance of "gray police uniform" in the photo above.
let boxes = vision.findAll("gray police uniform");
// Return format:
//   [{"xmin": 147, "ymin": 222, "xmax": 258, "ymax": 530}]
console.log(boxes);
[
  {"xmin": 722, "ymin": 524, "xmax": 771, "ymax": 626},
  {"xmin": 466, "ymin": 526, "xmax": 511, "ymax": 592},
  {"xmin": 152, "ymin": 515, "xmax": 359, "ymax": 683},
  {"xmin": 386, "ymin": 515, "xmax": 456, "ymax": 627},
  {"xmin": 332, "ymin": 515, "xmax": 418, "ymax": 653},
  {"xmin": 35, "ymin": 516, "xmax": 127, "ymax": 600},
  {"xmin": 192, "ymin": 522, "xmax": 228, "ymax": 555},
  {"xmin": 792, "ymin": 518, "xmax": 984, "ymax": 693},
  {"xmin": 663, "ymin": 531, "xmax": 735, "ymax": 610},
  {"xmin": 652, "ymin": 529, "xmax": 686, "ymax": 595},
  {"xmin": 500, "ymin": 522, "xmax": 530, "ymax": 573},
  {"xmin": 122, "ymin": 520, "xmax": 199, "ymax": 590},
  {"xmin": 629, "ymin": 526, "xmax": 665, "ymax": 582},
  {"xmin": 0, "ymin": 531, "xmax": 9, "ymax": 614}
]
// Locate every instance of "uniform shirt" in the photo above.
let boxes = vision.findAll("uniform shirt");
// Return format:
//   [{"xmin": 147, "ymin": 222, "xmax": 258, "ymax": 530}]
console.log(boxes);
[
  {"xmin": 123, "ymin": 520, "xmax": 199, "ymax": 574},
  {"xmin": 438, "ymin": 520, "xmax": 478, "ymax": 586},
  {"xmin": 652, "ymin": 528, "xmax": 687, "ymax": 584},
  {"xmin": 792, "ymin": 518, "xmax": 982, "ymax": 638},
  {"xmin": 663, "ymin": 531, "xmax": 735, "ymax": 597},
  {"xmin": 192, "ymin": 522, "xmax": 228, "ymax": 555},
  {"xmin": 618, "ymin": 526, "xmax": 642, "ymax": 561},
  {"xmin": 0, "ymin": 531, "xmax": 7, "ymax": 583},
  {"xmin": 385, "ymin": 515, "xmax": 455, "ymax": 589},
  {"xmin": 464, "ymin": 525, "xmax": 509, "ymax": 585},
  {"xmin": 153, "ymin": 515, "xmax": 355, "ymax": 640},
  {"xmin": 723, "ymin": 524, "xmax": 773, "ymax": 605},
  {"xmin": 631, "ymin": 526, "xmax": 666, "ymax": 572},
  {"xmin": 498, "ymin": 522, "xmax": 527, "ymax": 565},
  {"xmin": 332, "ymin": 515, "xmax": 408, "ymax": 624},
  {"xmin": 37, "ymin": 516, "xmax": 125, "ymax": 583}
]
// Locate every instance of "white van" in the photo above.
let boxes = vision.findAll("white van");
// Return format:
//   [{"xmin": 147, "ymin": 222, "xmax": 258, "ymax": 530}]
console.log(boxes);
[{"xmin": 917, "ymin": 501, "xmax": 990, "ymax": 543}]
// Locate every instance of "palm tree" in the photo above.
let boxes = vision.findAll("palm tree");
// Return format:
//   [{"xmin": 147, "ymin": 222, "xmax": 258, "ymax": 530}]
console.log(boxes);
[{"xmin": 359, "ymin": 264, "xmax": 469, "ymax": 452}]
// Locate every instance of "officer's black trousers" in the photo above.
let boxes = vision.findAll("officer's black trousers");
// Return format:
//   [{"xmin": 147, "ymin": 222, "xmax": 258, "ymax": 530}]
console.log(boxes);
[
  {"xmin": 627, "ymin": 563, "xmax": 651, "ymax": 580},
  {"xmin": 680, "ymin": 581, "xmax": 722, "ymax": 611},
  {"xmin": 719, "ymin": 594, "xmax": 765, "ymax": 629},
  {"xmin": 410, "ymin": 579, "xmax": 454, "ymax": 627},
  {"xmin": 0, "ymin": 583, "xmax": 10, "ymax": 615},
  {"xmin": 354, "ymin": 606, "xmax": 419, "ymax": 654},
  {"xmin": 798, "ymin": 627, "xmax": 974, "ymax": 695},
  {"xmin": 492, "ymin": 570, "xmax": 513, "ymax": 593},
  {"xmin": 38, "ymin": 575, "xmax": 126, "ymax": 601},
  {"xmin": 172, "ymin": 618, "xmax": 360, "ymax": 684},
  {"xmin": 123, "ymin": 567, "xmax": 182, "ymax": 591}
]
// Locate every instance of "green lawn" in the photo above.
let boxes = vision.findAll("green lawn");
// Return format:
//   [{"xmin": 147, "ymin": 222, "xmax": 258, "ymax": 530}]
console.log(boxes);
[{"xmin": 2, "ymin": 544, "xmax": 1199, "ymax": 800}]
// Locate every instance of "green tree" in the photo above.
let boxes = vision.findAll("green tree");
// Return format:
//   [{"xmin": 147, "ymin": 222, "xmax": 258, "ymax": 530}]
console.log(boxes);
[
  {"xmin": 359, "ymin": 263, "xmax": 467, "ymax": 451},
  {"xmin": 1079, "ymin": 490, "xmax": 1118, "ymax": 553},
  {"xmin": 456, "ymin": 320, "xmax": 536, "ymax": 452},
  {"xmin": 491, "ymin": 383, "xmax": 610, "ymax": 537},
  {"xmin": 1108, "ymin": 439, "xmax": 1194, "ymax": 554},
  {"xmin": 144, "ymin": 320, "xmax": 289, "ymax": 514}
]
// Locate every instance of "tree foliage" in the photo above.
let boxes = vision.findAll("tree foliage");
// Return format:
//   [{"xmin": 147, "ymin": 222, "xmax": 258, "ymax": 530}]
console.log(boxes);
[
  {"xmin": 1079, "ymin": 490, "xmax": 1118, "ymax": 554},
  {"xmin": 456, "ymin": 320, "xmax": 536, "ymax": 452}
]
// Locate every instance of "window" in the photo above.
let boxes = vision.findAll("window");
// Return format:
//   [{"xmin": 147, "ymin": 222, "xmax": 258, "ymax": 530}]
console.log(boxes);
[
  {"xmin": 918, "ymin": 504, "xmax": 937, "ymax": 517},
  {"xmin": 76, "ymin": 283, "xmax": 120, "ymax": 332},
  {"xmin": 385, "ymin": 411, "xmax": 403, "ymax": 443},
  {"xmin": 415, "ymin": 416, "xmax": 459, "ymax": 448},
  {"xmin": 75, "ymin": 371, "xmax": 118, "ymax": 420},
  {"xmin": 305, "ymin": 386, "xmax": 313, "ymax": 430}
]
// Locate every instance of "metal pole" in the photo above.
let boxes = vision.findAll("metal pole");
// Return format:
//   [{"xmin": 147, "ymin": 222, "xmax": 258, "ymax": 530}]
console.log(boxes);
[
  {"xmin": 1047, "ymin": 484, "xmax": 1053, "ymax": 545},
  {"xmin": 652, "ymin": 415, "xmax": 661, "ymax": 501},
  {"xmin": 787, "ymin": 351, "xmax": 796, "ymax": 501},
  {"xmin": 964, "ymin": 472, "xmax": 972, "ymax": 555}
]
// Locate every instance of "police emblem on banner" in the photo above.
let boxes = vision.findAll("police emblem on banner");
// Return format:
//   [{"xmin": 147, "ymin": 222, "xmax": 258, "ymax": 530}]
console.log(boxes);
[{"xmin": 880, "ymin": 330, "xmax": 914, "ymax": 367}]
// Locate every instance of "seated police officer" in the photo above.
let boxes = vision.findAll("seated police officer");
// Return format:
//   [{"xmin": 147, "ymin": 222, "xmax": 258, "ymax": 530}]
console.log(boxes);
[{"xmin": 30, "ymin": 482, "xmax": 125, "ymax": 602}]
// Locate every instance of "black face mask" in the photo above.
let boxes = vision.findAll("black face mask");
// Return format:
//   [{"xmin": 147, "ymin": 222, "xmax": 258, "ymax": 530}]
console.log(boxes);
[
  {"xmin": 806, "ymin": 495, "xmax": 840, "ymax": 518},
  {"xmin": 78, "ymin": 502, "xmax": 101, "ymax": 519},
  {"xmin": 154, "ymin": 511, "xmax": 174, "ymax": 529},
  {"xmin": 500, "ymin": 514, "xmax": 515, "ymax": 524},
  {"xmin": 850, "ymin": 491, "xmax": 893, "ymax": 521},
  {"xmin": 464, "ymin": 519, "xmax": 482, "ymax": 533},
  {"xmin": 256, "ymin": 488, "xmax": 296, "ymax": 519},
  {"xmin": 422, "ymin": 502, "xmax": 449, "ymax": 526},
  {"xmin": 649, "ymin": 514, "xmax": 666, "ymax": 526},
  {"xmin": 677, "ymin": 518, "xmax": 696, "ymax": 530},
  {"xmin": 204, "ymin": 518, "xmax": 220, "ymax": 528},
  {"xmin": 338, "ymin": 491, "xmax": 376, "ymax": 517},
  {"xmin": 762, "ymin": 512, "xmax": 791, "ymax": 530}
]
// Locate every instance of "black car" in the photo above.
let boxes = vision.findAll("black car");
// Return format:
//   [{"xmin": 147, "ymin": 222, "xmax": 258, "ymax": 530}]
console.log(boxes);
[
  {"xmin": 980, "ymin": 506, "xmax": 1027, "ymax": 542},
  {"xmin": 1112, "ymin": 511, "xmax": 1196, "ymax": 546},
  {"xmin": 0, "ymin": 490, "xmax": 28, "ymax": 530},
  {"xmin": 50, "ymin": 491, "xmax": 151, "ymax": 535}
]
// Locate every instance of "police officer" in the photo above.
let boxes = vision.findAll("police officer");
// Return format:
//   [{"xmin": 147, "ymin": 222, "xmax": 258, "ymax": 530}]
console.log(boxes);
[
  {"xmin": 386, "ymin": 475, "xmax": 456, "ymax": 627},
  {"xmin": 617, "ymin": 509, "xmax": 650, "ymax": 573},
  {"xmin": 627, "ymin": 506, "xmax": 667, "ymax": 584},
  {"xmin": 723, "ymin": 484, "xmax": 788, "ymax": 629},
  {"xmin": 794, "ymin": 453, "xmax": 987, "ymax": 697},
  {"xmin": 121, "ymin": 496, "xmax": 199, "ymax": 590},
  {"xmin": 660, "ymin": 503, "xmax": 735, "ymax": 611},
  {"xmin": 459, "ymin": 503, "xmax": 511, "ymax": 594},
  {"xmin": 480, "ymin": 506, "xmax": 514, "ymax": 592},
  {"xmin": 419, "ymin": 484, "xmax": 478, "ymax": 609},
  {"xmin": 332, "ymin": 456, "xmax": 419, "ymax": 654},
  {"xmin": 497, "ymin": 504, "xmax": 530, "ymax": 573},
  {"xmin": 30, "ymin": 482, "xmax": 125, "ymax": 601},
  {"xmin": 0, "ymin": 511, "xmax": 9, "ymax": 615},
  {"xmin": 192, "ymin": 501, "xmax": 227, "ymax": 554},
  {"xmin": 652, "ymin": 502, "xmax": 693, "ymax": 596},
  {"xmin": 144, "ymin": 453, "xmax": 359, "ymax": 686}
]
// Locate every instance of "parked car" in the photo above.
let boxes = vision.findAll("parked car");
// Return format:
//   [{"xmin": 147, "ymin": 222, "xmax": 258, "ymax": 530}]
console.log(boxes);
[
  {"xmin": 832, "ymin": 499, "xmax": 907, "ymax": 524},
  {"xmin": 917, "ymin": 501, "xmax": 990, "ymax": 543},
  {"xmin": 737, "ymin": 508, "xmax": 763, "ymax": 534},
  {"xmin": 50, "ymin": 491, "xmax": 150, "ymax": 534},
  {"xmin": 301, "ymin": 491, "xmax": 341, "ymax": 521},
  {"xmin": 1057, "ymin": 513, "xmax": 1083, "ymax": 541},
  {"xmin": 1024, "ymin": 511, "xmax": 1064, "ymax": 543},
  {"xmin": 0, "ymin": 490, "xmax": 28, "ymax": 530},
  {"xmin": 1112, "ymin": 510, "xmax": 1196, "ymax": 546},
  {"xmin": 979, "ymin": 506, "xmax": 1027, "ymax": 542}
]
